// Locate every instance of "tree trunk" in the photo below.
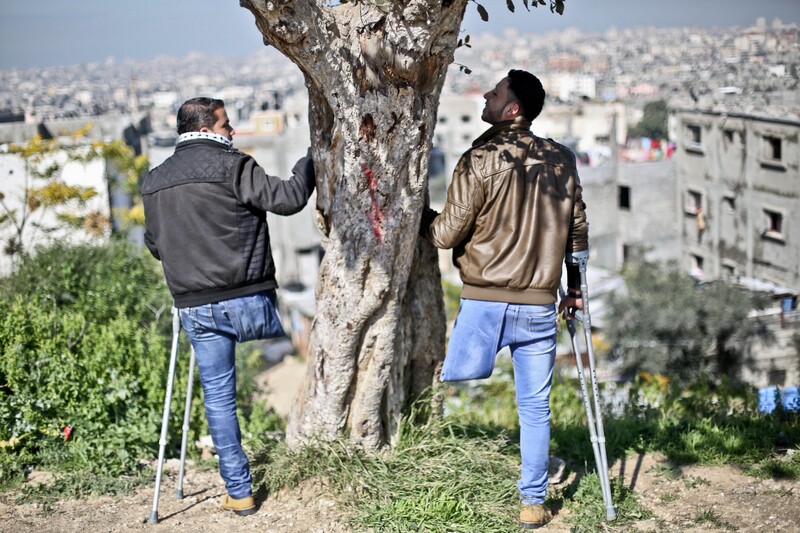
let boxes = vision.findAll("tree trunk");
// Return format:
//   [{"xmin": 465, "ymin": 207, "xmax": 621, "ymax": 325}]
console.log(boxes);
[{"xmin": 241, "ymin": 0, "xmax": 467, "ymax": 448}]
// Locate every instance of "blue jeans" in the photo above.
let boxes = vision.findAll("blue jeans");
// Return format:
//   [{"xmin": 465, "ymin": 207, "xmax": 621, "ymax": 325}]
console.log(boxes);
[
  {"xmin": 179, "ymin": 290, "xmax": 285, "ymax": 499},
  {"xmin": 444, "ymin": 299, "xmax": 556, "ymax": 505}
]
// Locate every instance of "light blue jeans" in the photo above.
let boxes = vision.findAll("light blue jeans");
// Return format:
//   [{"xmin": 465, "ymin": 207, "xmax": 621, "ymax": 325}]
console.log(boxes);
[
  {"xmin": 179, "ymin": 290, "xmax": 285, "ymax": 499},
  {"xmin": 443, "ymin": 298, "xmax": 556, "ymax": 505}
]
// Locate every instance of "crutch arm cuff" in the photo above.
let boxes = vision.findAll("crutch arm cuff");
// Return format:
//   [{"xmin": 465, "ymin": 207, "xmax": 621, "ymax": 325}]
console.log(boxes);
[
  {"xmin": 565, "ymin": 249, "xmax": 589, "ymax": 292},
  {"xmin": 565, "ymin": 249, "xmax": 589, "ymax": 265}
]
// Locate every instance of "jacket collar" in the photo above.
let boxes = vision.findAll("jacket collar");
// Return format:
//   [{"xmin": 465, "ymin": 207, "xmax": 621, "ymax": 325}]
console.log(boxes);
[
  {"xmin": 472, "ymin": 116, "xmax": 532, "ymax": 148},
  {"xmin": 177, "ymin": 131, "xmax": 233, "ymax": 148}
]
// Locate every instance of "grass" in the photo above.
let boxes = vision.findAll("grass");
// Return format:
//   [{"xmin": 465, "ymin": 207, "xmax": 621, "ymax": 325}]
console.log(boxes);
[
  {"xmin": 694, "ymin": 508, "xmax": 737, "ymax": 530},
  {"xmin": 252, "ymin": 415, "xmax": 522, "ymax": 532},
  {"xmin": 247, "ymin": 367, "xmax": 799, "ymax": 532},
  {"xmin": 5, "ymin": 352, "xmax": 799, "ymax": 531}
]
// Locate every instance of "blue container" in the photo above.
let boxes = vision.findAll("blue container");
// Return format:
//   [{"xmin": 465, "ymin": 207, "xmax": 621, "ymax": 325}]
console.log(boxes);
[
  {"xmin": 759, "ymin": 386, "xmax": 779, "ymax": 414},
  {"xmin": 782, "ymin": 386, "xmax": 800, "ymax": 412}
]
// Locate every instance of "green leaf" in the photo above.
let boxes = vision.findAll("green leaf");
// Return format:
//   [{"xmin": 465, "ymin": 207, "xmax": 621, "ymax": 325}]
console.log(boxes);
[
  {"xmin": 476, "ymin": 3, "xmax": 488, "ymax": 21},
  {"xmin": 522, "ymin": 0, "xmax": 530, "ymax": 10},
  {"xmin": 506, "ymin": 0, "xmax": 515, "ymax": 13},
  {"xmin": 553, "ymin": 0, "xmax": 565, "ymax": 15}
]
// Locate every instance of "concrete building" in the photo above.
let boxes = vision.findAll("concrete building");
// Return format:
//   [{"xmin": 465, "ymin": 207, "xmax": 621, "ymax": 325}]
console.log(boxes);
[
  {"xmin": 674, "ymin": 107, "xmax": 800, "ymax": 387},
  {"xmin": 673, "ymin": 108, "xmax": 799, "ymax": 290},
  {"xmin": 581, "ymin": 157, "xmax": 680, "ymax": 273}
]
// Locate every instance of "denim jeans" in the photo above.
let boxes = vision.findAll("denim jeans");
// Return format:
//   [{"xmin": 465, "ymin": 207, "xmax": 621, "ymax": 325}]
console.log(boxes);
[
  {"xmin": 444, "ymin": 298, "xmax": 556, "ymax": 505},
  {"xmin": 179, "ymin": 290, "xmax": 285, "ymax": 499}
]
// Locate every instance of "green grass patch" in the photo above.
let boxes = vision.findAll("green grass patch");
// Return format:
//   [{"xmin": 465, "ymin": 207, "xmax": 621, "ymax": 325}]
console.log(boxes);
[
  {"xmin": 252, "ymin": 415, "xmax": 521, "ymax": 532},
  {"xmin": 694, "ymin": 508, "xmax": 736, "ymax": 530}
]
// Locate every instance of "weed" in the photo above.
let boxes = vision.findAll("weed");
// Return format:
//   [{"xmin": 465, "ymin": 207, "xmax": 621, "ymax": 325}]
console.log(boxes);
[
  {"xmin": 694, "ymin": 508, "xmax": 736, "ymax": 530},
  {"xmin": 659, "ymin": 491, "xmax": 678, "ymax": 503},
  {"xmin": 648, "ymin": 463, "xmax": 680, "ymax": 480},
  {"xmin": 684, "ymin": 476, "xmax": 710, "ymax": 489}
]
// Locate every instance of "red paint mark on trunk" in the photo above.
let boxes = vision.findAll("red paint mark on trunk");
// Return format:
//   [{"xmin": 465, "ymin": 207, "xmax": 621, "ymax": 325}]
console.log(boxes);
[{"xmin": 361, "ymin": 162, "xmax": 384, "ymax": 242}]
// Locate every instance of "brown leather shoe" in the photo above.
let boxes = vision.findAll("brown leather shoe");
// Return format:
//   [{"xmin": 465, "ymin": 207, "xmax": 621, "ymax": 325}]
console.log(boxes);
[
  {"xmin": 519, "ymin": 503, "xmax": 552, "ymax": 529},
  {"xmin": 221, "ymin": 494, "xmax": 256, "ymax": 516}
]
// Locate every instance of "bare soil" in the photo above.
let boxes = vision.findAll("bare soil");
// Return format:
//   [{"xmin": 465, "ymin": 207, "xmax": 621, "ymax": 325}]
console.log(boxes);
[
  {"xmin": 2, "ymin": 451, "xmax": 797, "ymax": 533},
  {"xmin": 2, "ymin": 358, "xmax": 798, "ymax": 532}
]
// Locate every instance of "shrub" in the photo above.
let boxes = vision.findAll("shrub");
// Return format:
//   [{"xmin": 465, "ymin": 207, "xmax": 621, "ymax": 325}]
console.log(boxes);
[
  {"xmin": 0, "ymin": 240, "xmax": 288, "ymax": 493},
  {"xmin": 0, "ymin": 241, "xmax": 186, "ymax": 487}
]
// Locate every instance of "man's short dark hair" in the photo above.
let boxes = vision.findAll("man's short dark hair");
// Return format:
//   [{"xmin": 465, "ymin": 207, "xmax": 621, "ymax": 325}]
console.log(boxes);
[
  {"xmin": 507, "ymin": 70, "xmax": 546, "ymax": 121},
  {"xmin": 176, "ymin": 97, "xmax": 225, "ymax": 134}
]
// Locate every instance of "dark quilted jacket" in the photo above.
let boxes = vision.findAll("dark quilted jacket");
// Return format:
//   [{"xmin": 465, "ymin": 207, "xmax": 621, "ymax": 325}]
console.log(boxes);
[{"xmin": 142, "ymin": 139, "xmax": 315, "ymax": 307}]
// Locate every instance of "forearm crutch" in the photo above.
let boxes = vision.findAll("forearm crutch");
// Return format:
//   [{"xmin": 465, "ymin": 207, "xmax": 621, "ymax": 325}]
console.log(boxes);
[
  {"xmin": 149, "ymin": 307, "xmax": 196, "ymax": 524},
  {"xmin": 563, "ymin": 251, "xmax": 616, "ymax": 521}
]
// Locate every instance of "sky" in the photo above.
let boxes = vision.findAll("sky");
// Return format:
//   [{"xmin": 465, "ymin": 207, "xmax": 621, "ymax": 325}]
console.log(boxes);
[{"xmin": 0, "ymin": 0, "xmax": 798, "ymax": 70}]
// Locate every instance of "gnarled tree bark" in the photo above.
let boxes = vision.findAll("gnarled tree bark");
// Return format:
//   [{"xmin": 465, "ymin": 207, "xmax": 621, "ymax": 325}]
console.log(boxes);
[{"xmin": 241, "ymin": 0, "xmax": 468, "ymax": 449}]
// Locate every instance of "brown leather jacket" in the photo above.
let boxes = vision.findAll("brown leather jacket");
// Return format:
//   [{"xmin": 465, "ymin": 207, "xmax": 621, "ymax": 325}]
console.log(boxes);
[{"xmin": 422, "ymin": 117, "xmax": 589, "ymax": 305}]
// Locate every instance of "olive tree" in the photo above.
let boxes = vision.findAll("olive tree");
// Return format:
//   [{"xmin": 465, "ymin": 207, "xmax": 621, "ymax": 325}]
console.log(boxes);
[{"xmin": 240, "ymin": 0, "xmax": 564, "ymax": 449}]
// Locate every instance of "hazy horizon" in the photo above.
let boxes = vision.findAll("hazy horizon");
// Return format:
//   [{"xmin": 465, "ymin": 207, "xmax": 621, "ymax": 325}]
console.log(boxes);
[{"xmin": 0, "ymin": 0, "xmax": 798, "ymax": 70}]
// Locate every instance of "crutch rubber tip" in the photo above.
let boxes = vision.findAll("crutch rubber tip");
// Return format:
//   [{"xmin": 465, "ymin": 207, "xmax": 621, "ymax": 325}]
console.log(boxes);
[
  {"xmin": 148, "ymin": 511, "xmax": 159, "ymax": 524},
  {"xmin": 606, "ymin": 507, "xmax": 617, "ymax": 521},
  {"xmin": 175, "ymin": 488, "xmax": 184, "ymax": 499}
]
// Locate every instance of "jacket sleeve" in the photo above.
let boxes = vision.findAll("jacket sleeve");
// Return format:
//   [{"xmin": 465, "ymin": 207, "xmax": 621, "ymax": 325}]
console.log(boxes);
[
  {"xmin": 233, "ymin": 151, "xmax": 315, "ymax": 215},
  {"xmin": 421, "ymin": 152, "xmax": 484, "ymax": 249},
  {"xmin": 565, "ymin": 172, "xmax": 589, "ymax": 292},
  {"xmin": 144, "ymin": 227, "xmax": 160, "ymax": 260}
]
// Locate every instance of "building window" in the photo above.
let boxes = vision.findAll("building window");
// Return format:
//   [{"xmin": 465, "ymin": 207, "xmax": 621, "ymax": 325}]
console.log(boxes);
[
  {"xmin": 723, "ymin": 195, "xmax": 736, "ymax": 213},
  {"xmin": 764, "ymin": 136, "xmax": 782, "ymax": 161},
  {"xmin": 438, "ymin": 116, "xmax": 448, "ymax": 124},
  {"xmin": 461, "ymin": 115, "xmax": 471, "ymax": 123},
  {"xmin": 686, "ymin": 124, "xmax": 702, "ymax": 151},
  {"xmin": 622, "ymin": 244, "xmax": 630, "ymax": 264},
  {"xmin": 722, "ymin": 261, "xmax": 736, "ymax": 279},
  {"xmin": 691, "ymin": 254, "xmax": 704, "ymax": 278},
  {"xmin": 724, "ymin": 130, "xmax": 735, "ymax": 143},
  {"xmin": 684, "ymin": 189, "xmax": 703, "ymax": 214},
  {"xmin": 762, "ymin": 208, "xmax": 785, "ymax": 243},
  {"xmin": 618, "ymin": 185, "xmax": 631, "ymax": 210}
]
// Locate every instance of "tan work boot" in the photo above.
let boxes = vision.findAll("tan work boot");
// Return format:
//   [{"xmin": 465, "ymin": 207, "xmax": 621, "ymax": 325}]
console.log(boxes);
[
  {"xmin": 519, "ymin": 503, "xmax": 552, "ymax": 529},
  {"xmin": 221, "ymin": 494, "xmax": 256, "ymax": 516}
]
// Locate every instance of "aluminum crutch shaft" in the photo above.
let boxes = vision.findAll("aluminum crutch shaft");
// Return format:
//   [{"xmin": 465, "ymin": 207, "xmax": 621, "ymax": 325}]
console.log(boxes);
[
  {"xmin": 562, "ymin": 304, "xmax": 606, "ymax": 508},
  {"xmin": 149, "ymin": 307, "xmax": 181, "ymax": 524},
  {"xmin": 565, "ymin": 252, "xmax": 616, "ymax": 521},
  {"xmin": 176, "ymin": 345, "xmax": 196, "ymax": 499}
]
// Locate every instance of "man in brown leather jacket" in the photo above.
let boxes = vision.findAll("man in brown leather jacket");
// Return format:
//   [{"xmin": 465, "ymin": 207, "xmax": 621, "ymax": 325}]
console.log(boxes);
[{"xmin": 421, "ymin": 69, "xmax": 589, "ymax": 529}]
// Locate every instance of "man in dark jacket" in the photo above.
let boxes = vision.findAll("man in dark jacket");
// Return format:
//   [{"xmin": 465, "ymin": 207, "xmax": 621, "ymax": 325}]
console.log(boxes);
[
  {"xmin": 421, "ymin": 70, "xmax": 589, "ymax": 529},
  {"xmin": 142, "ymin": 97, "xmax": 315, "ymax": 516}
]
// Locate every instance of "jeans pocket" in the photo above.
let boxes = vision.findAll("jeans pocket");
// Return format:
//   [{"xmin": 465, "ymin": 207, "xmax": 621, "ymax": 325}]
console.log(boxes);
[
  {"xmin": 180, "ymin": 304, "xmax": 217, "ymax": 338},
  {"xmin": 525, "ymin": 305, "xmax": 556, "ymax": 334}
]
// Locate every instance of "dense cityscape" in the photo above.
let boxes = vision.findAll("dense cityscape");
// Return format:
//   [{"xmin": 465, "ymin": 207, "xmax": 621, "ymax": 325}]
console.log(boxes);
[{"xmin": 0, "ymin": 17, "xmax": 797, "ymax": 128}]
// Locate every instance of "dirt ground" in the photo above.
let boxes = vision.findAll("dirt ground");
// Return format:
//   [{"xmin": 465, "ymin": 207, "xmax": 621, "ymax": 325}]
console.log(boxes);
[
  {"xmin": 2, "ymin": 357, "xmax": 798, "ymax": 532},
  {"xmin": 2, "ymin": 451, "xmax": 797, "ymax": 533}
]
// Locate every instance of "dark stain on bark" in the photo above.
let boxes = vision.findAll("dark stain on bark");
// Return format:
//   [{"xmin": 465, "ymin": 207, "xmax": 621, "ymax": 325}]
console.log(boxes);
[
  {"xmin": 387, "ymin": 112, "xmax": 401, "ymax": 135},
  {"xmin": 360, "ymin": 114, "xmax": 376, "ymax": 143}
]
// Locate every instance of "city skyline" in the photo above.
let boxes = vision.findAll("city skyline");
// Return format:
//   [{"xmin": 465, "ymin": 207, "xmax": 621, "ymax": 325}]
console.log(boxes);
[{"xmin": 0, "ymin": 0, "xmax": 798, "ymax": 70}]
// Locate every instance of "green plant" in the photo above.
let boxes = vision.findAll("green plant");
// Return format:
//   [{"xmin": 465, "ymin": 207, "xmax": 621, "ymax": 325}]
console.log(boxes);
[
  {"xmin": 0, "ymin": 240, "xmax": 290, "ymax": 494},
  {"xmin": 605, "ymin": 254, "xmax": 773, "ymax": 384},
  {"xmin": 659, "ymin": 491, "xmax": 678, "ymax": 503},
  {"xmin": 0, "ymin": 241, "xmax": 186, "ymax": 489},
  {"xmin": 694, "ymin": 508, "xmax": 736, "ymax": 530},
  {"xmin": 560, "ymin": 473, "xmax": 651, "ymax": 531}
]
